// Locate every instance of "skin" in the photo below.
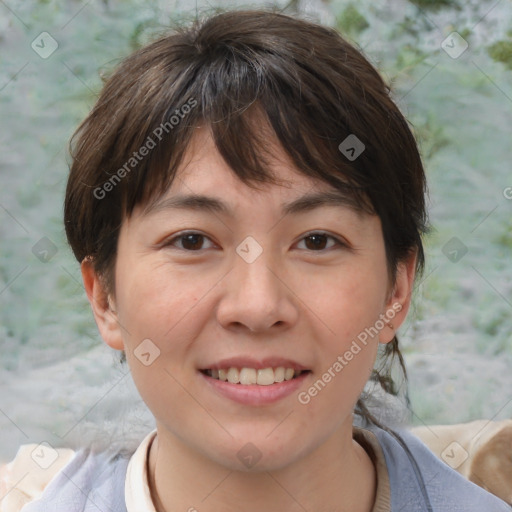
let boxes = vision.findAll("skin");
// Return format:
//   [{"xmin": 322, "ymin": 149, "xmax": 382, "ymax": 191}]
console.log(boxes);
[{"xmin": 82, "ymin": 125, "xmax": 416, "ymax": 512}]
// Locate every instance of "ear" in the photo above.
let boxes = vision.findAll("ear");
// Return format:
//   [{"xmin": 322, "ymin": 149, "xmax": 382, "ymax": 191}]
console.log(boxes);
[
  {"xmin": 379, "ymin": 250, "xmax": 417, "ymax": 344},
  {"xmin": 81, "ymin": 258, "xmax": 124, "ymax": 351}
]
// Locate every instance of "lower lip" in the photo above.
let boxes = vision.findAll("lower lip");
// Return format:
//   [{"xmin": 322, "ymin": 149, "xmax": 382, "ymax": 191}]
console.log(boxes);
[{"xmin": 199, "ymin": 371, "xmax": 310, "ymax": 405}]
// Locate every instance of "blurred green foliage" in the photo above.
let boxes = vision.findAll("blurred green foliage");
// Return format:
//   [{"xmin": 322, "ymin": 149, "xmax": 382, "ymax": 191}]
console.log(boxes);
[
  {"xmin": 335, "ymin": 3, "xmax": 369, "ymax": 37},
  {"xmin": 408, "ymin": 0, "xmax": 460, "ymax": 9},
  {"xmin": 487, "ymin": 40, "xmax": 512, "ymax": 70}
]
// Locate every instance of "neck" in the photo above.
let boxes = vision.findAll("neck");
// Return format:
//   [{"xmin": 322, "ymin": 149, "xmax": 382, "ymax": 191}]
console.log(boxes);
[{"xmin": 147, "ymin": 420, "xmax": 376, "ymax": 512}]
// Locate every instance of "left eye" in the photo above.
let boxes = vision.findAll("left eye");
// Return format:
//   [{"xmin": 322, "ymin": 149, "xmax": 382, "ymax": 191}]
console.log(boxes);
[{"xmin": 296, "ymin": 232, "xmax": 343, "ymax": 251}]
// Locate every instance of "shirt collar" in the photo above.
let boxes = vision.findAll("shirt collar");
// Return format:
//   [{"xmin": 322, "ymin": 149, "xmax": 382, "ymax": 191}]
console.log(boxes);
[{"xmin": 125, "ymin": 428, "xmax": 158, "ymax": 512}]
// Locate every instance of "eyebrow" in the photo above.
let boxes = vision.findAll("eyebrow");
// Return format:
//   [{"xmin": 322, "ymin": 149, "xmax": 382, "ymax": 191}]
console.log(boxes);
[{"xmin": 144, "ymin": 190, "xmax": 363, "ymax": 217}]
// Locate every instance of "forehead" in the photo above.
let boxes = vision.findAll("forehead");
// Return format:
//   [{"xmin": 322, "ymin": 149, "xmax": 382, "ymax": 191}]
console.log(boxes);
[{"xmin": 179, "ymin": 124, "xmax": 316, "ymax": 187}]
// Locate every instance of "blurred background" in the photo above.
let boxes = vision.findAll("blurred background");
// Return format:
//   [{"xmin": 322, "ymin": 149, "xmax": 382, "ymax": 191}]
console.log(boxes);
[{"xmin": 1, "ymin": 0, "xmax": 511, "ymax": 461}]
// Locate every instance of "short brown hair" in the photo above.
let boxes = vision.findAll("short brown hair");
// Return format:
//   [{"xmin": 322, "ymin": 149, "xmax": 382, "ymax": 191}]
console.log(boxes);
[{"xmin": 64, "ymin": 8, "xmax": 428, "ymax": 425}]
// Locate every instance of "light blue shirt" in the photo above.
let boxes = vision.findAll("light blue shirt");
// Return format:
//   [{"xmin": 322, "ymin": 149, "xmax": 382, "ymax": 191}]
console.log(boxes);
[{"xmin": 20, "ymin": 425, "xmax": 510, "ymax": 511}]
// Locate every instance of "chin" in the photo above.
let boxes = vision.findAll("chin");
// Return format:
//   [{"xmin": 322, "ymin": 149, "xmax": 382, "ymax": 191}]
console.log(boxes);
[{"xmin": 200, "ymin": 431, "xmax": 316, "ymax": 473}]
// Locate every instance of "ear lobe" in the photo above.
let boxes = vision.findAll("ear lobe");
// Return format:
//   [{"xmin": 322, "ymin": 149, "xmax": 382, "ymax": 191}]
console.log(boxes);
[
  {"xmin": 379, "ymin": 251, "xmax": 417, "ymax": 344},
  {"xmin": 81, "ymin": 258, "xmax": 124, "ymax": 351}
]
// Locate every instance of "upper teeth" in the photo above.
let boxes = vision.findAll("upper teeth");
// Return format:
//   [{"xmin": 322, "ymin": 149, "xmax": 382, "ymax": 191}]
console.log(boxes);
[{"xmin": 206, "ymin": 367, "xmax": 301, "ymax": 385}]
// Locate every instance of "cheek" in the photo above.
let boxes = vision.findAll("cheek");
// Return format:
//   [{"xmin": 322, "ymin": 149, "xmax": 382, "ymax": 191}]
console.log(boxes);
[
  {"xmin": 114, "ymin": 259, "xmax": 224, "ymax": 405},
  {"xmin": 297, "ymin": 257, "xmax": 387, "ymax": 408},
  {"xmin": 115, "ymin": 261, "xmax": 205, "ymax": 420},
  {"xmin": 298, "ymin": 260, "xmax": 389, "ymax": 340},
  {"xmin": 115, "ymin": 259, "xmax": 208, "ymax": 344}
]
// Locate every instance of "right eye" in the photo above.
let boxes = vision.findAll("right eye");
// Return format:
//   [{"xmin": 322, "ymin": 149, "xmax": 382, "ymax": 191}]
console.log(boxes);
[{"xmin": 162, "ymin": 231, "xmax": 216, "ymax": 251}]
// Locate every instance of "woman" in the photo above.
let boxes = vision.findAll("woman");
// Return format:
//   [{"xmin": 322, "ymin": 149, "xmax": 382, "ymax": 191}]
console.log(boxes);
[{"xmin": 1, "ymin": 8, "xmax": 509, "ymax": 512}]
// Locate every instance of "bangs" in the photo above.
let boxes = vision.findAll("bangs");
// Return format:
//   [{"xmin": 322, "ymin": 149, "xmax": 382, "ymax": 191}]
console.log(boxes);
[{"xmin": 135, "ymin": 106, "xmax": 373, "ymax": 219}]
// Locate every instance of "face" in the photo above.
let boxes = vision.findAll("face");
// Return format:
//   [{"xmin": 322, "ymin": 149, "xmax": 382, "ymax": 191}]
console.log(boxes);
[{"xmin": 83, "ymin": 125, "xmax": 414, "ymax": 472}]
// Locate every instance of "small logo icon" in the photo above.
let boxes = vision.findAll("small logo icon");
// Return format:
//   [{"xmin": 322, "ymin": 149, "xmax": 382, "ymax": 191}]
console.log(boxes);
[
  {"xmin": 442, "ymin": 236, "xmax": 468, "ymax": 263},
  {"xmin": 237, "ymin": 442, "xmax": 262, "ymax": 468},
  {"xmin": 338, "ymin": 134, "xmax": 365, "ymax": 161},
  {"xmin": 31, "ymin": 442, "xmax": 59, "ymax": 469},
  {"xmin": 32, "ymin": 237, "xmax": 58, "ymax": 262},
  {"xmin": 236, "ymin": 236, "xmax": 263, "ymax": 264},
  {"xmin": 31, "ymin": 32, "xmax": 59, "ymax": 59},
  {"xmin": 441, "ymin": 32, "xmax": 468, "ymax": 59},
  {"xmin": 134, "ymin": 338, "xmax": 161, "ymax": 366},
  {"xmin": 441, "ymin": 441, "xmax": 468, "ymax": 469}
]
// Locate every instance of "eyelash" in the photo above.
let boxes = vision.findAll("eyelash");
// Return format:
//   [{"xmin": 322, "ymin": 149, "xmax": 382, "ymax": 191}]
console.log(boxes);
[{"xmin": 162, "ymin": 231, "xmax": 347, "ymax": 253}]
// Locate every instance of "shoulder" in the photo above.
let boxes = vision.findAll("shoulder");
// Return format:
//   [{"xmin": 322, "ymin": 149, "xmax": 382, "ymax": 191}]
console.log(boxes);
[
  {"xmin": 364, "ymin": 424, "xmax": 511, "ymax": 512},
  {"xmin": 0, "ymin": 443, "xmax": 131, "ymax": 512}
]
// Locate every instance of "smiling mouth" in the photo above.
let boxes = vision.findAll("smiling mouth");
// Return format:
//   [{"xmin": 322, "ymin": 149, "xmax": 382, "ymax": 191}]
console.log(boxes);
[{"xmin": 200, "ymin": 367, "xmax": 311, "ymax": 385}]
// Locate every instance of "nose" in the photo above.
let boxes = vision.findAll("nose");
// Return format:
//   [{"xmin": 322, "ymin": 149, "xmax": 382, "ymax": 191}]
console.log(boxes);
[{"xmin": 216, "ymin": 247, "xmax": 299, "ymax": 333}]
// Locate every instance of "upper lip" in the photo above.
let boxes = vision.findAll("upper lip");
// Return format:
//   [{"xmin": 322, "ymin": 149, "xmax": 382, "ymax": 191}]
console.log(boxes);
[{"xmin": 200, "ymin": 357, "xmax": 309, "ymax": 371}]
